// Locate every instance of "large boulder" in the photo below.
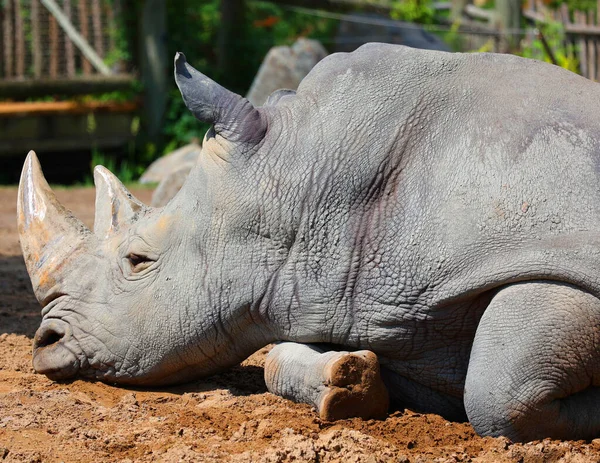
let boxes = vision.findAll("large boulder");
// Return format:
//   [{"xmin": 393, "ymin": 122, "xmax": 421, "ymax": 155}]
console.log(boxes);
[
  {"xmin": 151, "ymin": 164, "xmax": 194, "ymax": 207},
  {"xmin": 139, "ymin": 142, "xmax": 201, "ymax": 185},
  {"xmin": 139, "ymin": 142, "xmax": 201, "ymax": 207},
  {"xmin": 246, "ymin": 38, "xmax": 328, "ymax": 107},
  {"xmin": 334, "ymin": 13, "xmax": 450, "ymax": 54}
]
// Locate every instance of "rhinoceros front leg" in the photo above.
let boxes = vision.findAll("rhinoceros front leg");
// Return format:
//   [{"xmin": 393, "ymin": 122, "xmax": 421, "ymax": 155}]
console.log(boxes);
[
  {"xmin": 465, "ymin": 281, "xmax": 600, "ymax": 442},
  {"xmin": 264, "ymin": 342, "xmax": 389, "ymax": 420}
]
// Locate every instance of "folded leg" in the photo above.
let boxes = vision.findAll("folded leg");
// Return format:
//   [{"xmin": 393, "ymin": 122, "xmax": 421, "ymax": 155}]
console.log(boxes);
[
  {"xmin": 465, "ymin": 281, "xmax": 600, "ymax": 441},
  {"xmin": 264, "ymin": 342, "xmax": 389, "ymax": 420}
]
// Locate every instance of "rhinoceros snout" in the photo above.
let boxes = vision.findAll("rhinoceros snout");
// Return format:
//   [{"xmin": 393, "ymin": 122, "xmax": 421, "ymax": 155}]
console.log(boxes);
[{"xmin": 33, "ymin": 320, "xmax": 80, "ymax": 380}]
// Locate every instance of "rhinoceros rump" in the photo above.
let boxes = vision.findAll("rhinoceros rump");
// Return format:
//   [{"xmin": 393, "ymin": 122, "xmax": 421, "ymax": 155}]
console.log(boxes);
[{"xmin": 19, "ymin": 44, "xmax": 600, "ymax": 442}]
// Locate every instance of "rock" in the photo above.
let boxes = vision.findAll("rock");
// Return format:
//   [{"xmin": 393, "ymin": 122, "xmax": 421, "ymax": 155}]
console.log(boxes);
[
  {"xmin": 139, "ymin": 142, "xmax": 201, "ymax": 185},
  {"xmin": 246, "ymin": 38, "xmax": 328, "ymax": 107},
  {"xmin": 139, "ymin": 142, "xmax": 200, "ymax": 207},
  {"xmin": 334, "ymin": 13, "xmax": 450, "ymax": 54},
  {"xmin": 151, "ymin": 164, "xmax": 194, "ymax": 207}
]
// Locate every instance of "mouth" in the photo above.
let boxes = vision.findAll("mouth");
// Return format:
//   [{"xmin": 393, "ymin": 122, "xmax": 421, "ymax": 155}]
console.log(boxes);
[{"xmin": 32, "ymin": 318, "xmax": 81, "ymax": 380}]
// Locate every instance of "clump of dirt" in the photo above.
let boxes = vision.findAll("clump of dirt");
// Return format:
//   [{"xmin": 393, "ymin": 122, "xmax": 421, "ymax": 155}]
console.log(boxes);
[{"xmin": 2, "ymin": 186, "xmax": 600, "ymax": 462}]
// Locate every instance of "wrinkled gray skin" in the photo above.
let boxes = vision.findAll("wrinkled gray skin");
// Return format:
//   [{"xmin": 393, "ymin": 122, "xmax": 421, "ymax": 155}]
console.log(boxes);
[{"xmin": 19, "ymin": 44, "xmax": 600, "ymax": 442}]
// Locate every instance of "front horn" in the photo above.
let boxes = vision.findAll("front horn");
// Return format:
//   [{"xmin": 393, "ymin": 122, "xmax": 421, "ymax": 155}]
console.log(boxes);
[{"xmin": 17, "ymin": 151, "xmax": 92, "ymax": 303}]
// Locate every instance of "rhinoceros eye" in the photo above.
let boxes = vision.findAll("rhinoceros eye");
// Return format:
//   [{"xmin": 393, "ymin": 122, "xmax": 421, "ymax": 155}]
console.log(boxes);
[{"xmin": 126, "ymin": 253, "xmax": 154, "ymax": 273}]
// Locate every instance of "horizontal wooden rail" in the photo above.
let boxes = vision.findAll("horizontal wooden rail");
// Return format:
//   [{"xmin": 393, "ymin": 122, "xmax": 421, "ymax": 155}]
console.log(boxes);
[
  {"xmin": 0, "ymin": 100, "xmax": 138, "ymax": 116},
  {"xmin": 523, "ymin": 9, "xmax": 600, "ymax": 35},
  {"xmin": 464, "ymin": 4, "xmax": 496, "ymax": 22},
  {"xmin": 0, "ymin": 75, "xmax": 136, "ymax": 99}
]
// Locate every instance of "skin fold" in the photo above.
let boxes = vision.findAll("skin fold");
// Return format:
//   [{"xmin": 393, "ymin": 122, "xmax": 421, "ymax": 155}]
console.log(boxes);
[{"xmin": 18, "ymin": 44, "xmax": 600, "ymax": 442}]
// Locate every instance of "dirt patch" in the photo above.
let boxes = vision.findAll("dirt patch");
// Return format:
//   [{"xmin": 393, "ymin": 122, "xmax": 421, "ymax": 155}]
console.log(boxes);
[{"xmin": 2, "ymin": 186, "xmax": 600, "ymax": 462}]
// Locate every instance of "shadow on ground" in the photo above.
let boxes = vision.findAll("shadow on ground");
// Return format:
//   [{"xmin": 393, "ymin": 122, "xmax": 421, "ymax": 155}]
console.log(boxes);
[
  {"xmin": 0, "ymin": 255, "xmax": 39, "ymax": 337},
  {"xmin": 0, "ymin": 249, "xmax": 270, "ymax": 397}
]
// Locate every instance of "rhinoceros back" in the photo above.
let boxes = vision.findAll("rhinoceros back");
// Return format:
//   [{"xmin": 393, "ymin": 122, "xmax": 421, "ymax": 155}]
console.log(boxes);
[{"xmin": 262, "ymin": 44, "xmax": 600, "ymax": 358}]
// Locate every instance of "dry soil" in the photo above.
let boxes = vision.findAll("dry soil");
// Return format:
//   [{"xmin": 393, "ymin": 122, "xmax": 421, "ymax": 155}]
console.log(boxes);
[{"xmin": 2, "ymin": 186, "xmax": 600, "ymax": 462}]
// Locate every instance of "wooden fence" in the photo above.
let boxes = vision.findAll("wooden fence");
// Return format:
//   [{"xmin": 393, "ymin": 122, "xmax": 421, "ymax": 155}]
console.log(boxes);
[
  {"xmin": 524, "ymin": 0, "xmax": 600, "ymax": 81},
  {"xmin": 0, "ymin": 0, "xmax": 121, "ymax": 80}
]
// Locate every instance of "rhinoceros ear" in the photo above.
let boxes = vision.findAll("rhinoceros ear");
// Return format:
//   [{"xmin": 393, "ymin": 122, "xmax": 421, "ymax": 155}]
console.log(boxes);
[
  {"xmin": 93, "ymin": 166, "xmax": 147, "ymax": 238},
  {"xmin": 264, "ymin": 89, "xmax": 296, "ymax": 107},
  {"xmin": 174, "ymin": 52, "xmax": 267, "ymax": 148}
]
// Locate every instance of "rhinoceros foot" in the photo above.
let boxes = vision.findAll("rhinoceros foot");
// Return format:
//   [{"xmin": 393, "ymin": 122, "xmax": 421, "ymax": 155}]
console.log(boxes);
[
  {"xmin": 319, "ymin": 350, "xmax": 389, "ymax": 421},
  {"xmin": 265, "ymin": 343, "xmax": 389, "ymax": 421}
]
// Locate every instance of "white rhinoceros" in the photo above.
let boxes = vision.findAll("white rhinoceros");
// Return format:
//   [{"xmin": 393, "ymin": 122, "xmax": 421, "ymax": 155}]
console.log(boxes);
[{"xmin": 18, "ymin": 44, "xmax": 600, "ymax": 442}]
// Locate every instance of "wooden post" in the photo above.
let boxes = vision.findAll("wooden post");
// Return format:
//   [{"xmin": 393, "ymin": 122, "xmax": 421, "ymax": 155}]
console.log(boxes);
[
  {"xmin": 217, "ymin": 0, "xmax": 246, "ymax": 88},
  {"xmin": 91, "ymin": 0, "xmax": 103, "ymax": 58},
  {"xmin": 49, "ymin": 11, "xmax": 59, "ymax": 77},
  {"xmin": 64, "ymin": 0, "xmax": 75, "ymax": 77},
  {"xmin": 106, "ymin": 1, "xmax": 116, "ymax": 56},
  {"xmin": 596, "ymin": 0, "xmax": 600, "ymax": 80},
  {"xmin": 496, "ymin": 0, "xmax": 521, "ymax": 51},
  {"xmin": 79, "ymin": 0, "xmax": 92, "ymax": 74},
  {"xmin": 140, "ymin": 0, "xmax": 167, "ymax": 141},
  {"xmin": 32, "ymin": 0, "xmax": 42, "ymax": 78},
  {"xmin": 588, "ymin": 9, "xmax": 595, "ymax": 81},
  {"xmin": 0, "ymin": 4, "xmax": 3, "ymax": 77},
  {"xmin": 560, "ymin": 2, "xmax": 570, "ymax": 23},
  {"xmin": 526, "ymin": 29, "xmax": 541, "ymax": 61},
  {"xmin": 450, "ymin": 0, "xmax": 468, "ymax": 22},
  {"xmin": 576, "ymin": 11, "xmax": 588, "ymax": 79},
  {"xmin": 534, "ymin": 0, "xmax": 544, "ymax": 18},
  {"xmin": 4, "ymin": 0, "xmax": 14, "ymax": 78},
  {"xmin": 560, "ymin": 3, "xmax": 576, "ymax": 75},
  {"xmin": 14, "ymin": 0, "xmax": 25, "ymax": 78}
]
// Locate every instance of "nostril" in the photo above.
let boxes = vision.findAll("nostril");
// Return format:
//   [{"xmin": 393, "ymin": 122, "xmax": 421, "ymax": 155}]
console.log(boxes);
[
  {"xmin": 32, "ymin": 319, "xmax": 79, "ymax": 379},
  {"xmin": 37, "ymin": 329, "xmax": 63, "ymax": 348},
  {"xmin": 34, "ymin": 322, "xmax": 67, "ymax": 349}
]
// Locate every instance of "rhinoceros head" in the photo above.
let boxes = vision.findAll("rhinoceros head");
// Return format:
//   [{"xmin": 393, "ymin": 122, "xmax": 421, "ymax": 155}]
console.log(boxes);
[{"xmin": 18, "ymin": 53, "xmax": 280, "ymax": 385}]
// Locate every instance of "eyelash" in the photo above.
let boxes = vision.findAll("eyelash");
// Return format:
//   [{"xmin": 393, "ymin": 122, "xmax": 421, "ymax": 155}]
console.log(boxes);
[{"xmin": 126, "ymin": 253, "xmax": 155, "ymax": 273}]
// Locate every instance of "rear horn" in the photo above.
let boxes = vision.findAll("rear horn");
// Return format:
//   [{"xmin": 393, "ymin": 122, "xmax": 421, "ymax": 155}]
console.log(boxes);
[{"xmin": 93, "ymin": 166, "xmax": 148, "ymax": 239}]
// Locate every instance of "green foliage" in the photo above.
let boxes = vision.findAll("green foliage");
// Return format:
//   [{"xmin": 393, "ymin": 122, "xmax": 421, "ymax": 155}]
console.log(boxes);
[
  {"xmin": 248, "ymin": 1, "xmax": 339, "ymax": 47},
  {"xmin": 518, "ymin": 19, "xmax": 578, "ymax": 73},
  {"xmin": 103, "ymin": 0, "xmax": 132, "ymax": 69},
  {"xmin": 390, "ymin": 0, "xmax": 435, "ymax": 24},
  {"xmin": 162, "ymin": 0, "xmax": 338, "ymax": 151},
  {"xmin": 548, "ymin": 0, "xmax": 596, "ymax": 14},
  {"xmin": 86, "ymin": 145, "xmax": 150, "ymax": 185},
  {"xmin": 81, "ymin": 110, "xmax": 151, "ymax": 185},
  {"xmin": 439, "ymin": 20, "xmax": 464, "ymax": 52},
  {"xmin": 163, "ymin": 88, "xmax": 211, "ymax": 152},
  {"xmin": 83, "ymin": 88, "xmax": 140, "ymax": 103},
  {"xmin": 197, "ymin": 1, "xmax": 222, "ymax": 45}
]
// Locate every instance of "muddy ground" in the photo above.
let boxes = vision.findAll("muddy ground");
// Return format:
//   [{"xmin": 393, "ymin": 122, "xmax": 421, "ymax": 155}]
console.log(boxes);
[{"xmin": 2, "ymin": 186, "xmax": 600, "ymax": 462}]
